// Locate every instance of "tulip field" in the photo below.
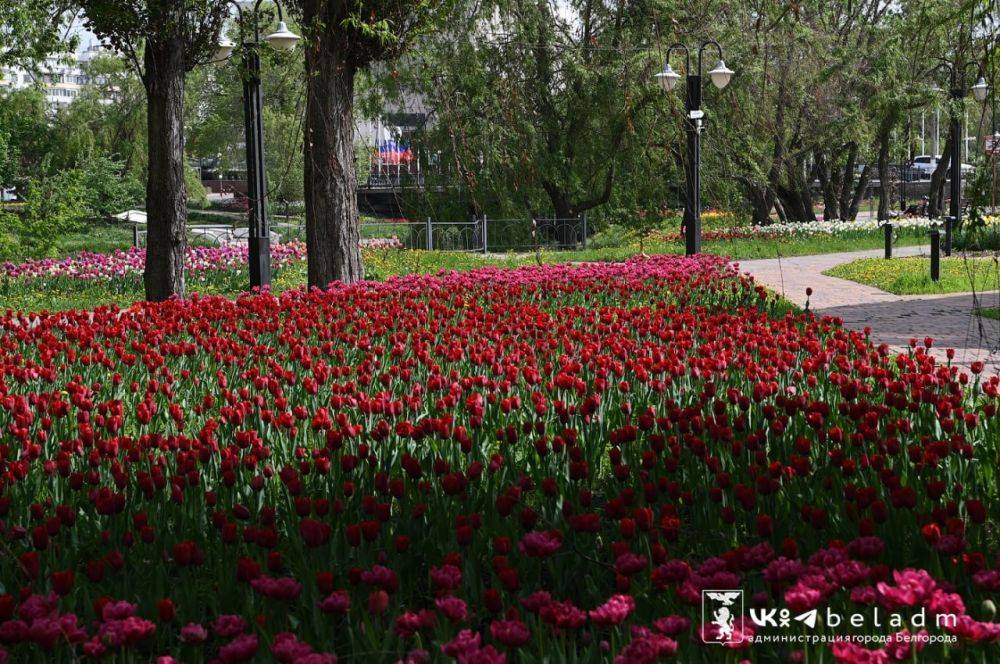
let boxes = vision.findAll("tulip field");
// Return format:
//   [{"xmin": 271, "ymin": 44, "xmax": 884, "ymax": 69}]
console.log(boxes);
[{"xmin": 0, "ymin": 254, "xmax": 998, "ymax": 663}]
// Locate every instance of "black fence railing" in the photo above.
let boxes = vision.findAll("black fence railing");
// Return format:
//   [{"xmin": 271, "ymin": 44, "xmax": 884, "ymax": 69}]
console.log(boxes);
[{"xmin": 359, "ymin": 216, "xmax": 588, "ymax": 253}]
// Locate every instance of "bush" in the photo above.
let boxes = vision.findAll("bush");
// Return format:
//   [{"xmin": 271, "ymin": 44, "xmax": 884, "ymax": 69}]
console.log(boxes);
[
  {"xmin": 78, "ymin": 155, "xmax": 143, "ymax": 218},
  {"xmin": 0, "ymin": 171, "xmax": 88, "ymax": 257},
  {"xmin": 955, "ymin": 225, "xmax": 1000, "ymax": 252},
  {"xmin": 587, "ymin": 223, "xmax": 637, "ymax": 249},
  {"xmin": 186, "ymin": 165, "xmax": 210, "ymax": 209}
]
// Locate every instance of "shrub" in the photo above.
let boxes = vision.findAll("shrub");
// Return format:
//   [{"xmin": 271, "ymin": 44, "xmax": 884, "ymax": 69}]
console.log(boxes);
[
  {"xmin": 78, "ymin": 155, "xmax": 143, "ymax": 218},
  {"xmin": 186, "ymin": 164, "xmax": 210, "ymax": 210},
  {"xmin": 0, "ymin": 170, "xmax": 88, "ymax": 257},
  {"xmin": 587, "ymin": 223, "xmax": 637, "ymax": 249}
]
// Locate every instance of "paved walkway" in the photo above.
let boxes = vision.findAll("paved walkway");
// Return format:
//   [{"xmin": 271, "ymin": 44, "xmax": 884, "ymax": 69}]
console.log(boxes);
[{"xmin": 735, "ymin": 247, "xmax": 1000, "ymax": 375}]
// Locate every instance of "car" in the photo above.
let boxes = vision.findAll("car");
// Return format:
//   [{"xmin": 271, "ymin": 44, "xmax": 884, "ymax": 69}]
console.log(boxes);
[
  {"xmin": 909, "ymin": 155, "xmax": 974, "ymax": 179},
  {"xmin": 1, "ymin": 188, "xmax": 16, "ymax": 202}
]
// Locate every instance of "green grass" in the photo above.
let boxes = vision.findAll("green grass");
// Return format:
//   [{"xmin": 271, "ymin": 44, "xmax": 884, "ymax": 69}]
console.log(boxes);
[
  {"xmin": 978, "ymin": 307, "xmax": 1000, "ymax": 320},
  {"xmin": 824, "ymin": 256, "xmax": 1000, "ymax": 295},
  {"xmin": 30, "ymin": 222, "xmax": 137, "ymax": 257}
]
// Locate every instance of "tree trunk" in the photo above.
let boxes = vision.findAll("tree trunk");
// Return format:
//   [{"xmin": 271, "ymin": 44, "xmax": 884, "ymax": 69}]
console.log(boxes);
[
  {"xmin": 928, "ymin": 135, "xmax": 952, "ymax": 217},
  {"xmin": 775, "ymin": 159, "xmax": 816, "ymax": 222},
  {"xmin": 142, "ymin": 37, "xmax": 187, "ymax": 301},
  {"xmin": 739, "ymin": 178, "xmax": 773, "ymax": 225},
  {"xmin": 303, "ymin": 16, "xmax": 364, "ymax": 289},
  {"xmin": 540, "ymin": 181, "xmax": 576, "ymax": 246},
  {"xmin": 838, "ymin": 144, "xmax": 858, "ymax": 218},
  {"xmin": 815, "ymin": 152, "xmax": 840, "ymax": 220},
  {"xmin": 846, "ymin": 165, "xmax": 871, "ymax": 221}
]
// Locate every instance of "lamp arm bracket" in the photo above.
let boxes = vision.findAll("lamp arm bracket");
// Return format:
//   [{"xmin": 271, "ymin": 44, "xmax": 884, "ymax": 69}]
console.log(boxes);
[
  {"xmin": 665, "ymin": 43, "xmax": 690, "ymax": 73},
  {"xmin": 697, "ymin": 40, "xmax": 723, "ymax": 77}
]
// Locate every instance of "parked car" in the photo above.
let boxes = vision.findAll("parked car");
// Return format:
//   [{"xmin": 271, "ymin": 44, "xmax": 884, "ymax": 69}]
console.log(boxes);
[
  {"xmin": 909, "ymin": 155, "xmax": 974, "ymax": 179},
  {"xmin": 1, "ymin": 188, "xmax": 16, "ymax": 202}
]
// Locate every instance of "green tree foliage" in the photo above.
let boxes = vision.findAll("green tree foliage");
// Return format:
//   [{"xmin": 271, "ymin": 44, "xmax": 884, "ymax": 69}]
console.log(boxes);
[
  {"xmin": 381, "ymin": 0, "xmax": 672, "ymax": 226},
  {"xmin": 78, "ymin": 154, "xmax": 144, "ymax": 216},
  {"xmin": 695, "ymin": 0, "xmax": 988, "ymax": 223},
  {"xmin": 0, "ymin": 170, "xmax": 88, "ymax": 256},
  {"xmin": 185, "ymin": 163, "xmax": 210, "ymax": 209},
  {"xmin": 185, "ymin": 34, "xmax": 306, "ymax": 204},
  {"xmin": 383, "ymin": 0, "xmax": 993, "ymax": 227},
  {"xmin": 0, "ymin": 1, "xmax": 75, "ymax": 69},
  {"xmin": 0, "ymin": 88, "xmax": 52, "ymax": 189},
  {"xmin": 62, "ymin": 53, "xmax": 148, "ymax": 178}
]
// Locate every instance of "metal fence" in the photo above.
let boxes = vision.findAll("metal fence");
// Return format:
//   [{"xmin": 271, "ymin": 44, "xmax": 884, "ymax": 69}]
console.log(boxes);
[
  {"xmin": 128, "ymin": 216, "xmax": 587, "ymax": 253},
  {"xmin": 131, "ymin": 223, "xmax": 300, "ymax": 248},
  {"xmin": 360, "ymin": 216, "xmax": 588, "ymax": 253}
]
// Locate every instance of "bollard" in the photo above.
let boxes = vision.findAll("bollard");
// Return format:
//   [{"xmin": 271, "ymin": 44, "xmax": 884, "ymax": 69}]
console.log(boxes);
[
  {"xmin": 883, "ymin": 223, "xmax": 892, "ymax": 259},
  {"xmin": 426, "ymin": 217, "xmax": 433, "ymax": 251},
  {"xmin": 929, "ymin": 229, "xmax": 940, "ymax": 282},
  {"xmin": 943, "ymin": 216, "xmax": 954, "ymax": 257}
]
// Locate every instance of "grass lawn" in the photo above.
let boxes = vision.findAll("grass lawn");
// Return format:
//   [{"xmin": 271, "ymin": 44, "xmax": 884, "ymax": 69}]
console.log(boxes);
[
  {"xmin": 979, "ymin": 307, "xmax": 1000, "ymax": 320},
  {"xmin": 33, "ymin": 222, "xmax": 137, "ymax": 257},
  {"xmin": 824, "ymin": 256, "xmax": 1000, "ymax": 295}
]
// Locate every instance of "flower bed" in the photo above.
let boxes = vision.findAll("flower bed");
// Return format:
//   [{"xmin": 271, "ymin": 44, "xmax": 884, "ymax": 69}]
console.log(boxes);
[
  {"xmin": 0, "ymin": 255, "xmax": 997, "ymax": 662},
  {"xmin": 0, "ymin": 238, "xmax": 402, "ymax": 282},
  {"xmin": 648, "ymin": 217, "xmax": 938, "ymax": 243}
]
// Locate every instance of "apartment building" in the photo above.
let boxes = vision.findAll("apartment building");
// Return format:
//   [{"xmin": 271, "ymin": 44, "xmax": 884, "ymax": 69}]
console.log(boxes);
[{"xmin": 0, "ymin": 44, "xmax": 108, "ymax": 111}]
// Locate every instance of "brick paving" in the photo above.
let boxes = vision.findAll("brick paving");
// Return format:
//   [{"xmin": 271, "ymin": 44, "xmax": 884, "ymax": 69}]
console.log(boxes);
[{"xmin": 735, "ymin": 247, "xmax": 1000, "ymax": 375}]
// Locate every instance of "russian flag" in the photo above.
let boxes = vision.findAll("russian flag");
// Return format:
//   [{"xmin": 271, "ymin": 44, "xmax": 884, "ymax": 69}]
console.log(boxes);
[{"xmin": 378, "ymin": 140, "xmax": 413, "ymax": 165}]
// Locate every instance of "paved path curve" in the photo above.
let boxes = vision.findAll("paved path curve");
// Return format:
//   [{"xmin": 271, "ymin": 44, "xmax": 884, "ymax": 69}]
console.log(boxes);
[{"xmin": 735, "ymin": 247, "xmax": 1000, "ymax": 375}]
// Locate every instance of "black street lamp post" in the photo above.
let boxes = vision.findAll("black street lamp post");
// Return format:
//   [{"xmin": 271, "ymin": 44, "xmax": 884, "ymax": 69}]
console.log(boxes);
[
  {"xmin": 927, "ymin": 60, "xmax": 989, "ymax": 255},
  {"xmin": 216, "ymin": 1, "xmax": 299, "ymax": 290},
  {"xmin": 654, "ymin": 41, "xmax": 733, "ymax": 256}
]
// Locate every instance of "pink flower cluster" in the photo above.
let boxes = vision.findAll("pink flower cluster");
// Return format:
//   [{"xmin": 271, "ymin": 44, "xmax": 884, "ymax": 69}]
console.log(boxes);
[
  {"xmin": 0, "ymin": 238, "xmax": 401, "ymax": 282},
  {"xmin": 0, "ymin": 243, "xmax": 305, "ymax": 281}
]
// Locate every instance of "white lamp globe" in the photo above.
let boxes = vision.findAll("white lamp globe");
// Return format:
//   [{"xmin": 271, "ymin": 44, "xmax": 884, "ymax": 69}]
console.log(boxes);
[
  {"xmin": 213, "ymin": 38, "xmax": 235, "ymax": 62},
  {"xmin": 265, "ymin": 21, "xmax": 300, "ymax": 51},
  {"xmin": 971, "ymin": 76, "xmax": 989, "ymax": 102},
  {"xmin": 708, "ymin": 59, "xmax": 734, "ymax": 89},
  {"xmin": 654, "ymin": 64, "xmax": 681, "ymax": 92}
]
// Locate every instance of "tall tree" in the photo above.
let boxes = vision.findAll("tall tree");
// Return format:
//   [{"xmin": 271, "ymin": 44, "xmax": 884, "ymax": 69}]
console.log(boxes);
[
  {"xmin": 78, "ymin": 0, "xmax": 228, "ymax": 301},
  {"xmin": 376, "ymin": 0, "xmax": 666, "ymax": 236},
  {"xmin": 289, "ymin": 0, "xmax": 438, "ymax": 288}
]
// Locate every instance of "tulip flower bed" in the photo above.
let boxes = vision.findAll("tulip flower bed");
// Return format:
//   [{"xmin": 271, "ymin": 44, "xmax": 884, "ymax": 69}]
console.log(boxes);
[
  {"xmin": 0, "ymin": 240, "xmax": 400, "ymax": 283},
  {"xmin": 0, "ymin": 255, "xmax": 999, "ymax": 663},
  {"xmin": 0, "ymin": 239, "xmax": 407, "ymax": 313},
  {"xmin": 647, "ymin": 217, "xmax": 937, "ymax": 244}
]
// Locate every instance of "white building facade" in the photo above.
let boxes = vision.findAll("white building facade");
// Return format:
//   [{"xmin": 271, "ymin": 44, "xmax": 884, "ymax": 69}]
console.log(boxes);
[{"xmin": 0, "ymin": 44, "xmax": 108, "ymax": 111}]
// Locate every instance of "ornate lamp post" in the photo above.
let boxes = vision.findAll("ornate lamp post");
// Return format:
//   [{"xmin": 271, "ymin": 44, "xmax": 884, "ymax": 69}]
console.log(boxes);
[
  {"xmin": 215, "ymin": 0, "xmax": 299, "ymax": 289},
  {"xmin": 654, "ymin": 41, "xmax": 733, "ymax": 255}
]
